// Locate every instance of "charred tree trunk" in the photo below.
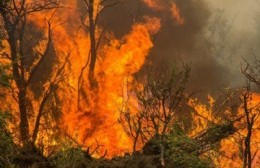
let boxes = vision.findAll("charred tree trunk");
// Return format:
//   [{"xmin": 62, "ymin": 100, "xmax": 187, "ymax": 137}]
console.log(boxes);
[
  {"xmin": 1, "ymin": 1, "xmax": 30, "ymax": 146},
  {"xmin": 32, "ymin": 88, "xmax": 52, "ymax": 143},
  {"xmin": 18, "ymin": 86, "xmax": 30, "ymax": 145},
  {"xmin": 79, "ymin": 0, "xmax": 120, "ymax": 94},
  {"xmin": 1, "ymin": 1, "xmax": 61, "ymax": 155},
  {"xmin": 7, "ymin": 29, "xmax": 30, "ymax": 145},
  {"xmin": 88, "ymin": 0, "xmax": 98, "ymax": 88},
  {"xmin": 243, "ymin": 92, "xmax": 254, "ymax": 168}
]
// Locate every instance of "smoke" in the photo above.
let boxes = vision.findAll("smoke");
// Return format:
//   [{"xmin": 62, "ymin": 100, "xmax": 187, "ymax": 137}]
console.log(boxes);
[
  {"xmin": 98, "ymin": 0, "xmax": 260, "ymax": 98},
  {"xmin": 22, "ymin": 0, "xmax": 260, "ymax": 151},
  {"xmin": 205, "ymin": 0, "xmax": 260, "ymax": 85},
  {"xmin": 20, "ymin": 0, "xmax": 258, "ymax": 154},
  {"xmin": 1, "ymin": 0, "xmax": 258, "ymax": 156}
]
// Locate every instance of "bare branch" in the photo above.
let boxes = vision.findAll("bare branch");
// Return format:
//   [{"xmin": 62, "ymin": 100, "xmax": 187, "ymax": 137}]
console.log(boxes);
[{"xmin": 26, "ymin": 0, "xmax": 60, "ymax": 15}]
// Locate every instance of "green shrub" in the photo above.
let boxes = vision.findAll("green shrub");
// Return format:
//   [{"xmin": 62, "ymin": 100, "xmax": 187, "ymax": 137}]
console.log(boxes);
[
  {"xmin": 51, "ymin": 147, "xmax": 91, "ymax": 168},
  {"xmin": 0, "ymin": 112, "xmax": 15, "ymax": 167},
  {"xmin": 143, "ymin": 125, "xmax": 214, "ymax": 168}
]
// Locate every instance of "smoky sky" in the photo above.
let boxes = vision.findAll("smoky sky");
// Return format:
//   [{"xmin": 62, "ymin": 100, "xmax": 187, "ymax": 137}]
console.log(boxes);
[{"xmin": 79, "ymin": 0, "xmax": 260, "ymax": 98}]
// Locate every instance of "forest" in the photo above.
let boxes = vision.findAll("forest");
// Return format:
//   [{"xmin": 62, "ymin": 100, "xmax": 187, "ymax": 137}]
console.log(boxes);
[{"xmin": 0, "ymin": 0, "xmax": 259, "ymax": 167}]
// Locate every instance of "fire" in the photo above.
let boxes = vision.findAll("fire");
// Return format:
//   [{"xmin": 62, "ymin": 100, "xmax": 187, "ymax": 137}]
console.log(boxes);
[
  {"xmin": 22, "ymin": 4, "xmax": 162, "ymax": 157},
  {"xmin": 171, "ymin": 3, "xmax": 185, "ymax": 25},
  {"xmin": 59, "ymin": 15, "xmax": 161, "ymax": 156},
  {"xmin": 188, "ymin": 95, "xmax": 219, "ymax": 137},
  {"xmin": 143, "ymin": 0, "xmax": 185, "ymax": 26},
  {"xmin": 189, "ymin": 93, "xmax": 260, "ymax": 167},
  {"xmin": 219, "ymin": 93, "xmax": 260, "ymax": 168},
  {"xmin": 1, "ymin": 1, "xmax": 259, "ymax": 167},
  {"xmin": 143, "ymin": 0, "xmax": 163, "ymax": 11}
]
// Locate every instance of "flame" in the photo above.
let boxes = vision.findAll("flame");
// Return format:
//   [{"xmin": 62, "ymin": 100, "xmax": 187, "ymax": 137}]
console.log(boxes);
[
  {"xmin": 142, "ymin": 1, "xmax": 185, "ymax": 25},
  {"xmin": 189, "ymin": 93, "xmax": 260, "ymax": 167},
  {"xmin": 171, "ymin": 3, "xmax": 185, "ymax": 25},
  {"xmin": 59, "ymin": 16, "xmax": 161, "ymax": 157},
  {"xmin": 1, "ymin": 1, "xmax": 260, "ymax": 166},
  {"xmin": 218, "ymin": 93, "xmax": 260, "ymax": 168},
  {"xmin": 143, "ymin": 0, "xmax": 163, "ymax": 11},
  {"xmin": 188, "ymin": 95, "xmax": 219, "ymax": 137}
]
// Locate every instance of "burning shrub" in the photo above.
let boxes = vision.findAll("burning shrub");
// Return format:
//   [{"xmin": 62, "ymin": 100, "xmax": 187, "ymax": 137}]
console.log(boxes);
[
  {"xmin": 120, "ymin": 64, "xmax": 190, "ymax": 151},
  {"xmin": 194, "ymin": 121, "xmax": 236, "ymax": 148}
]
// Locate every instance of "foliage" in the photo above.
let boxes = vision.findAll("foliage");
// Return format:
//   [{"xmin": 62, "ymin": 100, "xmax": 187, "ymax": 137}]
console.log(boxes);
[
  {"xmin": 195, "ymin": 121, "xmax": 235, "ymax": 147},
  {"xmin": 143, "ymin": 124, "xmax": 214, "ymax": 168},
  {"xmin": 0, "ymin": 57, "xmax": 14, "ymax": 167},
  {"xmin": 51, "ymin": 147, "xmax": 91, "ymax": 168},
  {"xmin": 120, "ymin": 65, "xmax": 190, "ymax": 151},
  {"xmin": 0, "ymin": 112, "xmax": 15, "ymax": 168},
  {"xmin": 0, "ymin": 64, "xmax": 12, "ymax": 87}
]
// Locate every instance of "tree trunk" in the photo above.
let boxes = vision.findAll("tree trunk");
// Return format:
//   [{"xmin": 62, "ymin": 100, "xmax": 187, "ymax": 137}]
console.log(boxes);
[
  {"xmin": 88, "ymin": 0, "xmax": 98, "ymax": 88},
  {"xmin": 243, "ymin": 93, "xmax": 253, "ymax": 168},
  {"xmin": 18, "ymin": 87, "xmax": 30, "ymax": 145},
  {"xmin": 8, "ymin": 32, "xmax": 30, "ymax": 146}
]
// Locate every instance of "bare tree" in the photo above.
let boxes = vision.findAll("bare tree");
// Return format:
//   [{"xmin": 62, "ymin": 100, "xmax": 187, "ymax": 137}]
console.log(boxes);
[
  {"xmin": 0, "ymin": 0, "xmax": 65, "ymax": 149},
  {"xmin": 241, "ymin": 83, "xmax": 260, "ymax": 168},
  {"xmin": 76, "ymin": 0, "xmax": 121, "ymax": 109},
  {"xmin": 81, "ymin": 0, "xmax": 120, "ymax": 86},
  {"xmin": 240, "ymin": 57, "xmax": 260, "ymax": 168},
  {"xmin": 242, "ymin": 57, "xmax": 260, "ymax": 87},
  {"xmin": 119, "ymin": 65, "xmax": 190, "ymax": 151}
]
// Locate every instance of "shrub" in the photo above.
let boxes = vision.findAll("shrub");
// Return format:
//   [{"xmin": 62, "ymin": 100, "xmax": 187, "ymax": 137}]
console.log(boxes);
[
  {"xmin": 0, "ymin": 112, "xmax": 15, "ymax": 167},
  {"xmin": 51, "ymin": 147, "xmax": 91, "ymax": 168},
  {"xmin": 142, "ymin": 125, "xmax": 214, "ymax": 168}
]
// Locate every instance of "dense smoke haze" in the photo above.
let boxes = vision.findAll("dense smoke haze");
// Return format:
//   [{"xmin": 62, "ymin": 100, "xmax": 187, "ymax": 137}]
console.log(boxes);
[
  {"xmin": 94, "ymin": 0, "xmax": 260, "ymax": 97},
  {"xmin": 206, "ymin": 0, "xmax": 260, "ymax": 85}
]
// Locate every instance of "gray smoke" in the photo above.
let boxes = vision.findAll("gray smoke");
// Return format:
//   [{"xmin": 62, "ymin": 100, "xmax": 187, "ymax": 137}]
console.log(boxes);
[{"xmin": 91, "ymin": 0, "xmax": 260, "ymax": 98}]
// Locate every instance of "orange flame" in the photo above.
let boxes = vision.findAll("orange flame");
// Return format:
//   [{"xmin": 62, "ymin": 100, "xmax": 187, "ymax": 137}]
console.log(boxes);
[
  {"xmin": 189, "ymin": 93, "xmax": 260, "ymax": 167},
  {"xmin": 171, "ymin": 3, "xmax": 185, "ymax": 25},
  {"xmin": 2, "ymin": 2, "xmax": 260, "ymax": 166},
  {"xmin": 143, "ymin": 0, "xmax": 164, "ymax": 11},
  {"xmin": 60, "ymin": 16, "xmax": 161, "ymax": 157}
]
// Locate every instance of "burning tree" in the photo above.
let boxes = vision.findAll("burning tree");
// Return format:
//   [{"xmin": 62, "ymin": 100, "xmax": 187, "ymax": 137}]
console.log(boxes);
[
  {"xmin": 240, "ymin": 57, "xmax": 260, "ymax": 167},
  {"xmin": 79, "ymin": 0, "xmax": 120, "ymax": 89},
  {"xmin": 120, "ymin": 65, "xmax": 190, "ymax": 151},
  {"xmin": 75, "ymin": 0, "xmax": 121, "ymax": 111},
  {"xmin": 0, "ymin": 0, "xmax": 69, "ymax": 153},
  {"xmin": 241, "ymin": 86, "xmax": 259, "ymax": 168},
  {"xmin": 119, "ymin": 63, "xmax": 260, "ymax": 167},
  {"xmin": 189, "ymin": 86, "xmax": 260, "ymax": 168}
]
